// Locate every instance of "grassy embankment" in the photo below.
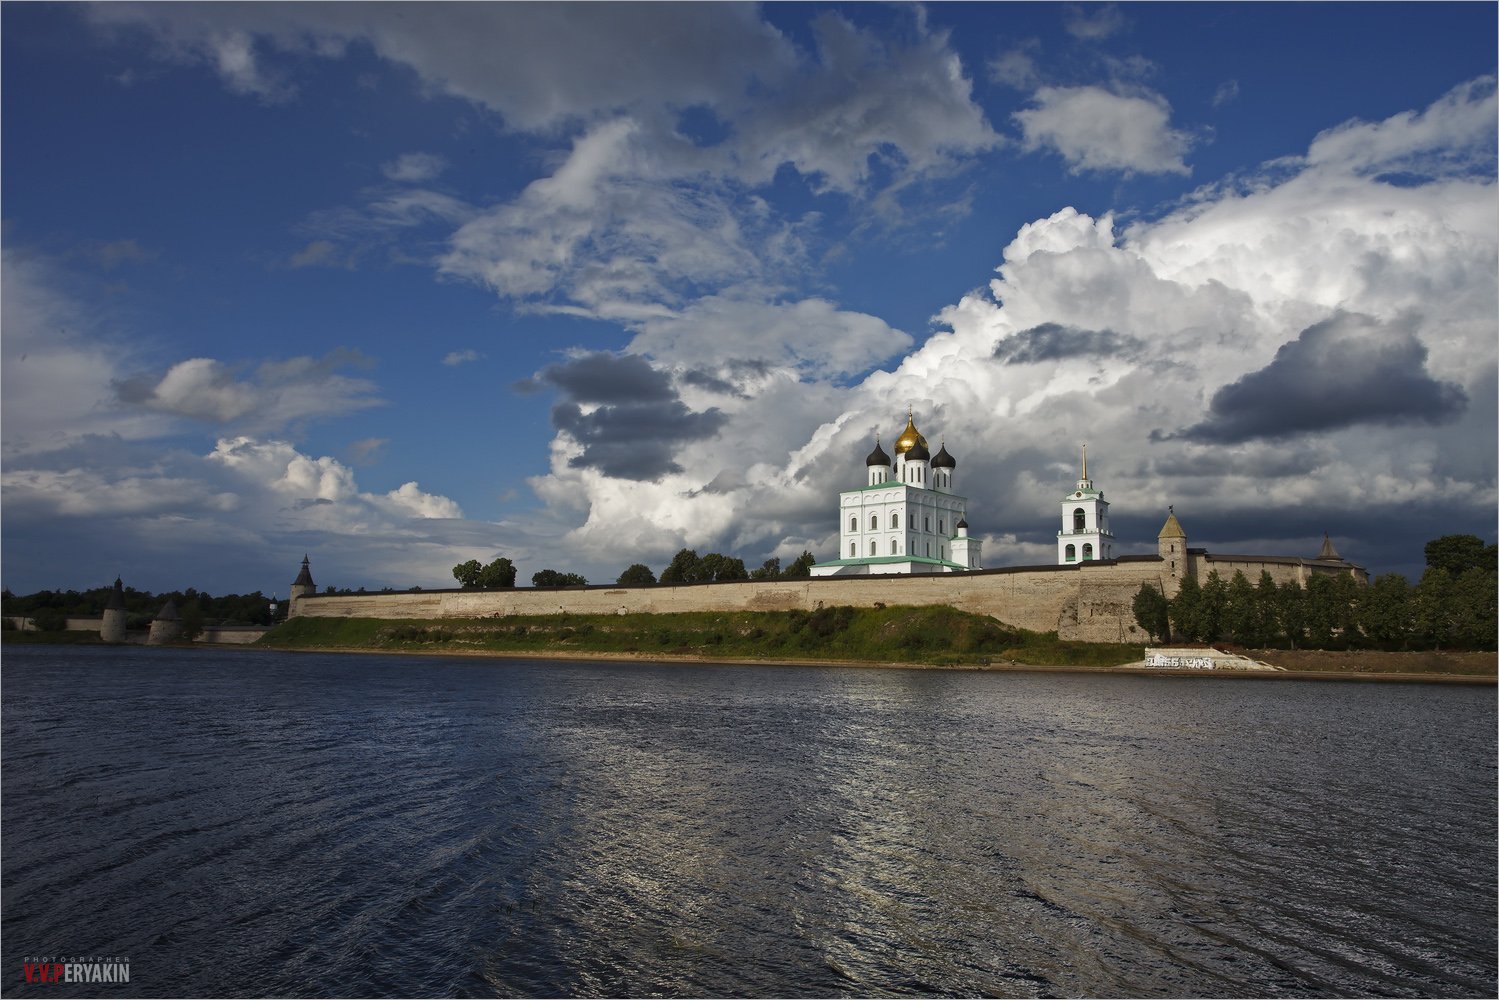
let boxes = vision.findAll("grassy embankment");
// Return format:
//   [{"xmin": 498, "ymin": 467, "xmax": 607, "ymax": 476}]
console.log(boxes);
[{"xmin": 258, "ymin": 604, "xmax": 1141, "ymax": 668}]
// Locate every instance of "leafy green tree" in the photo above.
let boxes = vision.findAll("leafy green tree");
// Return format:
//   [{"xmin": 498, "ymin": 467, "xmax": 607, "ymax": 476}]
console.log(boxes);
[
  {"xmin": 751, "ymin": 557, "xmax": 782, "ymax": 580},
  {"xmin": 1424, "ymin": 534, "xmax": 1497, "ymax": 577},
  {"xmin": 1132, "ymin": 583, "xmax": 1170, "ymax": 642},
  {"xmin": 1168, "ymin": 575, "xmax": 1204, "ymax": 642},
  {"xmin": 179, "ymin": 603, "xmax": 205, "ymax": 642},
  {"xmin": 1303, "ymin": 575, "xmax": 1344, "ymax": 648},
  {"xmin": 783, "ymin": 551, "xmax": 816, "ymax": 578},
  {"xmin": 30, "ymin": 607, "xmax": 67, "ymax": 632},
  {"xmin": 660, "ymin": 548, "xmax": 705, "ymax": 584},
  {"xmin": 1199, "ymin": 570, "xmax": 1227, "ymax": 643},
  {"xmin": 1359, "ymin": 572, "xmax": 1413, "ymax": 649},
  {"xmin": 1276, "ymin": 580, "xmax": 1306, "ymax": 648},
  {"xmin": 452, "ymin": 560, "xmax": 482, "ymax": 589},
  {"xmin": 617, "ymin": 563, "xmax": 657, "ymax": 586},
  {"xmin": 1328, "ymin": 574, "xmax": 1363, "ymax": 648},
  {"xmin": 1254, "ymin": 572, "xmax": 1281, "ymax": 646},
  {"xmin": 477, "ymin": 557, "xmax": 517, "ymax": 589},
  {"xmin": 700, "ymin": 553, "xmax": 748, "ymax": 581},
  {"xmin": 531, "ymin": 569, "xmax": 587, "ymax": 587},
  {"xmin": 1224, "ymin": 570, "xmax": 1259, "ymax": 646},
  {"xmin": 1450, "ymin": 567, "xmax": 1497, "ymax": 649}
]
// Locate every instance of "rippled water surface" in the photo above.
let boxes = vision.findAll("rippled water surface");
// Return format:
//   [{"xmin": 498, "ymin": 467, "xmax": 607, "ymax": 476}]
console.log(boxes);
[{"xmin": 3, "ymin": 645, "xmax": 1495, "ymax": 997}]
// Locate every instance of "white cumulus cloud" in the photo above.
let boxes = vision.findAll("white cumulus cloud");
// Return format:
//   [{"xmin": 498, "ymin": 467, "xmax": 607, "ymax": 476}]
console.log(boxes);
[{"xmin": 1014, "ymin": 85, "xmax": 1192, "ymax": 176}]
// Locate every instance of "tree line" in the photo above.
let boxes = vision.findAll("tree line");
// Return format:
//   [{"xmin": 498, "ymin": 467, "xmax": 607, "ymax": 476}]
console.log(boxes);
[
  {"xmin": 2, "ymin": 585, "xmax": 276, "ymax": 632},
  {"xmin": 1132, "ymin": 534, "xmax": 1496, "ymax": 650},
  {"xmin": 451, "ymin": 548, "xmax": 817, "ymax": 590}
]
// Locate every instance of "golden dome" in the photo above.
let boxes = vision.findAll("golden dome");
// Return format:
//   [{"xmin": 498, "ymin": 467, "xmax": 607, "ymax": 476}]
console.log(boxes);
[{"xmin": 893, "ymin": 412, "xmax": 928, "ymax": 455}]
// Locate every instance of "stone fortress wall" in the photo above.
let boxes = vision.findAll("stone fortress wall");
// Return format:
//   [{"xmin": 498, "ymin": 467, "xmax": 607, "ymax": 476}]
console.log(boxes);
[
  {"xmin": 293, "ymin": 556, "xmax": 1175, "ymax": 643},
  {"xmin": 291, "ymin": 514, "xmax": 1368, "ymax": 643}
]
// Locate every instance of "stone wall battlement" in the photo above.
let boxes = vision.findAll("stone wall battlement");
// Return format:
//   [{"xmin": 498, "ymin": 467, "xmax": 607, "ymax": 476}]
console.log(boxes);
[{"xmin": 293, "ymin": 558, "xmax": 1174, "ymax": 643}]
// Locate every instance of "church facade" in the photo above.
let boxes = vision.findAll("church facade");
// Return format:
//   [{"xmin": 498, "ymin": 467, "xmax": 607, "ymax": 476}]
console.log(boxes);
[{"xmin": 810, "ymin": 412, "xmax": 983, "ymax": 577}]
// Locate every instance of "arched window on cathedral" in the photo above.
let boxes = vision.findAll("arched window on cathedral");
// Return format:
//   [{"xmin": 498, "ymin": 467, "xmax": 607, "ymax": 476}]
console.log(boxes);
[
  {"xmin": 870, "ymin": 514, "xmax": 878, "ymax": 531},
  {"xmin": 891, "ymin": 513, "xmax": 899, "ymax": 529},
  {"xmin": 1073, "ymin": 507, "xmax": 1086, "ymax": 531},
  {"xmin": 1065, "ymin": 544, "xmax": 1076, "ymax": 562},
  {"xmin": 849, "ymin": 516, "xmax": 857, "ymax": 533},
  {"xmin": 850, "ymin": 542, "xmax": 857, "ymax": 558},
  {"xmin": 939, "ymin": 519, "xmax": 945, "ymax": 535},
  {"xmin": 1082, "ymin": 543, "xmax": 1094, "ymax": 560},
  {"xmin": 871, "ymin": 540, "xmax": 878, "ymax": 556}
]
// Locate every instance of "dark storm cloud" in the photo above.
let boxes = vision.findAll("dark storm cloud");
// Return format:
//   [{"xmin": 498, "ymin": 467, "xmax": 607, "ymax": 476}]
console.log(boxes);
[
  {"xmin": 1166, "ymin": 313, "xmax": 1467, "ymax": 443},
  {"xmin": 526, "ymin": 352, "xmax": 727, "ymax": 480},
  {"xmin": 523, "ymin": 352, "xmax": 677, "ymax": 405},
  {"xmin": 680, "ymin": 359, "xmax": 773, "ymax": 398},
  {"xmin": 681, "ymin": 369, "xmax": 742, "ymax": 397},
  {"xmin": 995, "ymin": 323, "xmax": 1144, "ymax": 364}
]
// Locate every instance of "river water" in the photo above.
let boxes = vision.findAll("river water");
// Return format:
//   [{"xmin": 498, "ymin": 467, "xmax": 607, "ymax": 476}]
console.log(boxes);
[{"xmin": 2, "ymin": 645, "xmax": 1494, "ymax": 997}]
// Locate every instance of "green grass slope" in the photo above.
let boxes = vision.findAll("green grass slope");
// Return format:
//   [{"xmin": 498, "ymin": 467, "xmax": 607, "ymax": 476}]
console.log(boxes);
[{"xmin": 259, "ymin": 605, "xmax": 1144, "ymax": 668}]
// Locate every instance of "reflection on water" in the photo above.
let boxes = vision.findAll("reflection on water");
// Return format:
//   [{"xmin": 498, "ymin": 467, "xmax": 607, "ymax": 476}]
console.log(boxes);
[{"xmin": 2, "ymin": 646, "xmax": 1494, "ymax": 997}]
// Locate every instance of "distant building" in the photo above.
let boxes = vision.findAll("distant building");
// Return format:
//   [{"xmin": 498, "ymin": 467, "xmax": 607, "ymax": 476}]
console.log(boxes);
[
  {"xmin": 1158, "ymin": 507, "xmax": 1367, "ymax": 587},
  {"xmin": 811, "ymin": 411, "xmax": 983, "ymax": 577},
  {"xmin": 100, "ymin": 577, "xmax": 127, "ymax": 643},
  {"xmin": 147, "ymin": 598, "xmax": 183, "ymax": 645},
  {"xmin": 289, "ymin": 555, "xmax": 316, "ymax": 615}
]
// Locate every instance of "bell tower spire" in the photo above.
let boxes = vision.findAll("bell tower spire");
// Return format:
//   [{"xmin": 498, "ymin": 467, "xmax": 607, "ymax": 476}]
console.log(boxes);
[{"xmin": 1058, "ymin": 446, "xmax": 1113, "ymax": 564}]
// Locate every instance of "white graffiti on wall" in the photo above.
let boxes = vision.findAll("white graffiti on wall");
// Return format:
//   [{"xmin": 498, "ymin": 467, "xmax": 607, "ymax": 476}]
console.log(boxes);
[{"xmin": 1145, "ymin": 653, "xmax": 1216, "ymax": 670}]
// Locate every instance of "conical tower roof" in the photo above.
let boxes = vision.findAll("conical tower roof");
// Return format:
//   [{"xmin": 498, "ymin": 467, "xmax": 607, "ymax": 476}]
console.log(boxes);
[
  {"xmin": 105, "ymin": 576, "xmax": 126, "ymax": 611},
  {"xmin": 155, "ymin": 598, "xmax": 180, "ymax": 621},
  {"xmin": 1315, "ymin": 533, "xmax": 1342, "ymax": 561},
  {"xmin": 292, "ymin": 555, "xmax": 315, "ymax": 588},
  {"xmin": 1158, "ymin": 507, "xmax": 1186, "ymax": 539}
]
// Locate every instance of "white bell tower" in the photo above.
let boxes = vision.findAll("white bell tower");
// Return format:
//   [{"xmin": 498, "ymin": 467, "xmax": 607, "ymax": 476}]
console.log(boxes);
[{"xmin": 1057, "ymin": 445, "xmax": 1114, "ymax": 564}]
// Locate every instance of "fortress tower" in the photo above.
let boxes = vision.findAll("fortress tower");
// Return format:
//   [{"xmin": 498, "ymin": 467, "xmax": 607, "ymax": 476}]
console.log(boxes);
[
  {"xmin": 289, "ymin": 555, "xmax": 316, "ymax": 617},
  {"xmin": 100, "ymin": 576, "xmax": 127, "ymax": 643},
  {"xmin": 1157, "ymin": 506, "xmax": 1188, "ymax": 582},
  {"xmin": 147, "ymin": 598, "xmax": 183, "ymax": 645},
  {"xmin": 1057, "ymin": 445, "xmax": 1114, "ymax": 564}
]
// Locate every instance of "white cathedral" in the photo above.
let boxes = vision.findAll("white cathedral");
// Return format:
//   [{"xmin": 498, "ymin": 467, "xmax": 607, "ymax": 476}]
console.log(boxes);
[
  {"xmin": 811, "ymin": 413, "xmax": 1113, "ymax": 577},
  {"xmin": 811, "ymin": 411, "xmax": 983, "ymax": 576}
]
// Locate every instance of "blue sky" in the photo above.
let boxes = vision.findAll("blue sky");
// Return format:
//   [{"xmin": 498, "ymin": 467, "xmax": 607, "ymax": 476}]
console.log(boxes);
[{"xmin": 3, "ymin": 2, "xmax": 1495, "ymax": 596}]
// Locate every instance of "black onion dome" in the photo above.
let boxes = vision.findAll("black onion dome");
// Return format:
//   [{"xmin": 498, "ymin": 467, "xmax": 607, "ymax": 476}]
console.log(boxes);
[
  {"xmin": 865, "ymin": 440, "xmax": 891, "ymax": 467},
  {"xmin": 956, "ymin": 517, "xmax": 968, "ymax": 529},
  {"xmin": 905, "ymin": 439, "xmax": 931, "ymax": 461},
  {"xmin": 931, "ymin": 443, "xmax": 956, "ymax": 469}
]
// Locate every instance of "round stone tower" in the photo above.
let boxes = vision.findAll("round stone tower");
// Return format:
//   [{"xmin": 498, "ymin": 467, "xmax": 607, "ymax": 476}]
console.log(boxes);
[
  {"xmin": 147, "ymin": 598, "xmax": 183, "ymax": 645},
  {"xmin": 289, "ymin": 555, "xmax": 316, "ymax": 617},
  {"xmin": 100, "ymin": 577, "xmax": 128, "ymax": 643}
]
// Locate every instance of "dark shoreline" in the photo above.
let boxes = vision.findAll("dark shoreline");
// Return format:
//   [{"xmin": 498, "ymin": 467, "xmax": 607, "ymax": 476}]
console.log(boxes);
[
  {"xmin": 7, "ymin": 633, "xmax": 1492, "ymax": 684},
  {"xmin": 252, "ymin": 643, "xmax": 1498, "ymax": 684}
]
